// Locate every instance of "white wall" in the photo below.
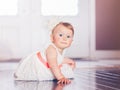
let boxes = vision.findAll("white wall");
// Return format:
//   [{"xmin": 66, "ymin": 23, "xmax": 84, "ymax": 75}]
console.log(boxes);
[{"xmin": 0, "ymin": 0, "xmax": 90, "ymax": 60}]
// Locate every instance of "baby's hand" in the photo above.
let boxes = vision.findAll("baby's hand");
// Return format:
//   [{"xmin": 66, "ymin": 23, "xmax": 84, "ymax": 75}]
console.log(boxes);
[{"xmin": 57, "ymin": 77, "xmax": 71, "ymax": 85}]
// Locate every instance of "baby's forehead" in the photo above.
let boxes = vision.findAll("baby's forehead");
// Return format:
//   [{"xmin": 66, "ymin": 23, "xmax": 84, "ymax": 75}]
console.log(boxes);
[
  {"xmin": 53, "ymin": 24, "xmax": 73, "ymax": 34},
  {"xmin": 57, "ymin": 29, "xmax": 73, "ymax": 34}
]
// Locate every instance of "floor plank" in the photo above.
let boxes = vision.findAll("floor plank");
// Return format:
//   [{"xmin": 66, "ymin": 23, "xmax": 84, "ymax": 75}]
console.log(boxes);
[{"xmin": 0, "ymin": 60, "xmax": 120, "ymax": 90}]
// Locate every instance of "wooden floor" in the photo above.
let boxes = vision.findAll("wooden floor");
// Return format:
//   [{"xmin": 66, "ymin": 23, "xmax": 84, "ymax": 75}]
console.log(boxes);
[{"xmin": 0, "ymin": 60, "xmax": 120, "ymax": 90}]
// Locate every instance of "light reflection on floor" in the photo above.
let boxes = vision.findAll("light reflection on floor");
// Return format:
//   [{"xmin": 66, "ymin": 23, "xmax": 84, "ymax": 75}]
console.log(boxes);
[{"xmin": 0, "ymin": 60, "xmax": 120, "ymax": 90}]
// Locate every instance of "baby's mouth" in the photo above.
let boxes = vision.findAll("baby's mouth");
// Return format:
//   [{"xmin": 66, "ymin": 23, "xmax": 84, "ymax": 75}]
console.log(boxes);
[{"xmin": 61, "ymin": 42, "xmax": 67, "ymax": 45}]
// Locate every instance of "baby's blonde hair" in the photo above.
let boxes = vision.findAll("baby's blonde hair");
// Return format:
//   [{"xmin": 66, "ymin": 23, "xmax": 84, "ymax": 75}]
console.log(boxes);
[{"xmin": 52, "ymin": 22, "xmax": 74, "ymax": 35}]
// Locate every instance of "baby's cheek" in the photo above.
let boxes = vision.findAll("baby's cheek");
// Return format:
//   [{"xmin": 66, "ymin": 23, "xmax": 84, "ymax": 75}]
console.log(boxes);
[
  {"xmin": 53, "ymin": 37, "xmax": 59, "ymax": 42},
  {"xmin": 69, "ymin": 40, "xmax": 73, "ymax": 44},
  {"xmin": 56, "ymin": 37, "xmax": 61, "ymax": 41}
]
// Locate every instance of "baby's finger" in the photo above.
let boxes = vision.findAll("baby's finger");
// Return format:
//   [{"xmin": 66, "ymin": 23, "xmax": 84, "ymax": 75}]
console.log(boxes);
[
  {"xmin": 57, "ymin": 80, "xmax": 62, "ymax": 84},
  {"xmin": 66, "ymin": 79, "xmax": 71, "ymax": 84},
  {"xmin": 57, "ymin": 79, "xmax": 71, "ymax": 85},
  {"xmin": 57, "ymin": 79, "xmax": 65, "ymax": 84}
]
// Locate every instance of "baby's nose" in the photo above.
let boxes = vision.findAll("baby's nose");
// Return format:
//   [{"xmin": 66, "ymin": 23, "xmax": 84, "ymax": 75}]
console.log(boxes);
[{"xmin": 63, "ymin": 36, "xmax": 67, "ymax": 40}]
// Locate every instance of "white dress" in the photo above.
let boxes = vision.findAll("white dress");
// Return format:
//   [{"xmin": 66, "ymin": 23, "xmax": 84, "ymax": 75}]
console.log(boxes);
[{"xmin": 14, "ymin": 43, "xmax": 74, "ymax": 81}]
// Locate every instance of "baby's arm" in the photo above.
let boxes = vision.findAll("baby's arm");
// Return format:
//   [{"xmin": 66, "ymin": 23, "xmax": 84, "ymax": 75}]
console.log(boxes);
[
  {"xmin": 62, "ymin": 58, "xmax": 76, "ymax": 70},
  {"xmin": 46, "ymin": 45, "xmax": 71, "ymax": 84}
]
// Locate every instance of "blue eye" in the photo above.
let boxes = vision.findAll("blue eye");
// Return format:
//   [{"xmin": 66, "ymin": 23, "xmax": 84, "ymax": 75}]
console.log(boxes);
[{"xmin": 59, "ymin": 34, "xmax": 63, "ymax": 37}]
